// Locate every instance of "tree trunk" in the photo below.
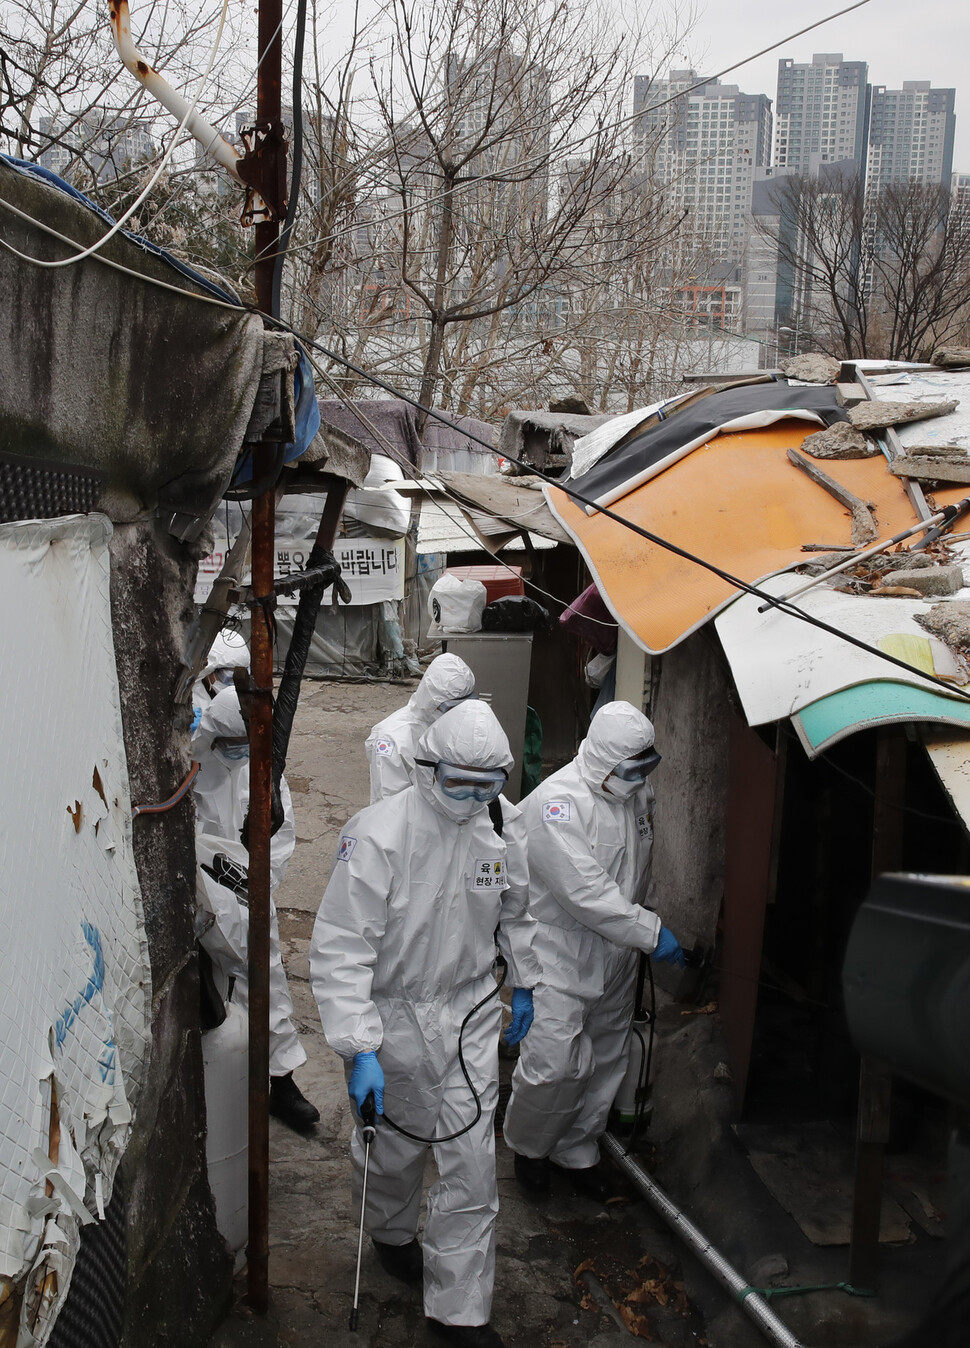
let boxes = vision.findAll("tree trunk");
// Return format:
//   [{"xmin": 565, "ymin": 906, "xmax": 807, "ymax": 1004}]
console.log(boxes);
[{"xmin": 415, "ymin": 170, "xmax": 457, "ymax": 437}]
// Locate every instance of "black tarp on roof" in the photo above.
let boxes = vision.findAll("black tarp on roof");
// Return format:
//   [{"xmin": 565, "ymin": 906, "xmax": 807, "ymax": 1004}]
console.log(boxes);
[{"xmin": 570, "ymin": 382, "xmax": 846, "ymax": 503}]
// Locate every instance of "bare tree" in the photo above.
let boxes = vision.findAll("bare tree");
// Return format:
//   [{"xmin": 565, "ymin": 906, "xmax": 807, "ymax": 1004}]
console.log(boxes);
[
  {"xmin": 0, "ymin": 0, "xmax": 246, "ymax": 211},
  {"xmin": 757, "ymin": 169, "xmax": 970, "ymax": 361},
  {"xmin": 869, "ymin": 182, "xmax": 970, "ymax": 360},
  {"xmin": 754, "ymin": 168, "xmax": 871, "ymax": 359},
  {"xmin": 306, "ymin": 0, "xmax": 693, "ymax": 428}
]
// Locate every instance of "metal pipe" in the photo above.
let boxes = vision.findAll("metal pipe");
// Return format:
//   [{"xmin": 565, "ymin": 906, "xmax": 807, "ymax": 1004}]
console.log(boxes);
[
  {"xmin": 601, "ymin": 1134, "xmax": 807, "ymax": 1348},
  {"xmin": 246, "ymin": 0, "xmax": 285, "ymax": 1316},
  {"xmin": 109, "ymin": 1, "xmax": 245, "ymax": 183},
  {"xmin": 756, "ymin": 505, "xmax": 962, "ymax": 613}
]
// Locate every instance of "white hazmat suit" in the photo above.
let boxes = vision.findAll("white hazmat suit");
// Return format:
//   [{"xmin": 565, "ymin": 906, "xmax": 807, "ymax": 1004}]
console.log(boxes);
[
  {"xmin": 192, "ymin": 686, "xmax": 306, "ymax": 1076},
  {"xmin": 502, "ymin": 701, "xmax": 660, "ymax": 1170},
  {"xmin": 311, "ymin": 700, "xmax": 541, "ymax": 1328},
  {"xmin": 365, "ymin": 653, "xmax": 475, "ymax": 801},
  {"xmin": 191, "ymin": 627, "xmax": 251, "ymax": 724}
]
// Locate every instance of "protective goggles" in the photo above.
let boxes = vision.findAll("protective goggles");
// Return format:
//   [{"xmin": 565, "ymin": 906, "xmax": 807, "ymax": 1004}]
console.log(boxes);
[
  {"xmin": 611, "ymin": 748, "xmax": 662, "ymax": 782},
  {"xmin": 215, "ymin": 735, "xmax": 250, "ymax": 761},
  {"xmin": 437, "ymin": 692, "xmax": 479, "ymax": 714},
  {"xmin": 418, "ymin": 759, "xmax": 508, "ymax": 802}
]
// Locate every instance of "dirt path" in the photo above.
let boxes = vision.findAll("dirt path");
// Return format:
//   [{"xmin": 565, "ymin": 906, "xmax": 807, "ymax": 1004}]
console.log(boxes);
[{"xmin": 209, "ymin": 679, "xmax": 714, "ymax": 1348}]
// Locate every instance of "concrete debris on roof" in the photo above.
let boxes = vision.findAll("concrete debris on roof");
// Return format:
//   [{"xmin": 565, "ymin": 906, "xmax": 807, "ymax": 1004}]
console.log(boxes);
[
  {"xmin": 889, "ymin": 453, "xmax": 970, "ymax": 485},
  {"xmin": 916, "ymin": 600, "xmax": 970, "ymax": 654},
  {"xmin": 848, "ymin": 399, "xmax": 959, "ymax": 432},
  {"xmin": 800, "ymin": 422, "xmax": 877, "ymax": 459},
  {"xmin": 872, "ymin": 565, "xmax": 965, "ymax": 597},
  {"xmin": 931, "ymin": 347, "xmax": 970, "ymax": 369},
  {"xmin": 780, "ymin": 353, "xmax": 841, "ymax": 384}
]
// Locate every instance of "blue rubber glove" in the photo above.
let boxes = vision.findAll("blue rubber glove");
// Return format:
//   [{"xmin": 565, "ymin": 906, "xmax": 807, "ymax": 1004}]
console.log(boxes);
[
  {"xmin": 190, "ymin": 705, "xmax": 202, "ymax": 733},
  {"xmin": 505, "ymin": 988, "xmax": 535, "ymax": 1046},
  {"xmin": 651, "ymin": 926, "xmax": 686, "ymax": 967},
  {"xmin": 348, "ymin": 1050, "xmax": 384, "ymax": 1115}
]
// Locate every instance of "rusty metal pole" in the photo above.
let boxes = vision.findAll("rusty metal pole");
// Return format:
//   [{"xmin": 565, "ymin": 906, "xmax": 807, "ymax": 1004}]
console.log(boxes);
[{"xmin": 247, "ymin": 0, "xmax": 285, "ymax": 1315}]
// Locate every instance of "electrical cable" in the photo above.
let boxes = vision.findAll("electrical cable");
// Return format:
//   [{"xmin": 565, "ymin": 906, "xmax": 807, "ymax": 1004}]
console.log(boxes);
[
  {"xmin": 627, "ymin": 954, "xmax": 656, "ymax": 1152},
  {"xmin": 273, "ymin": 0, "xmax": 873, "ymax": 265},
  {"xmin": 132, "ymin": 761, "xmax": 200, "ymax": 816},
  {"xmin": 308, "ymin": 355, "xmax": 620, "ymax": 627},
  {"xmin": 296, "ymin": 339, "xmax": 970, "ymax": 704},
  {"xmin": 0, "ymin": 0, "xmax": 233, "ymax": 269},
  {"xmin": 270, "ymin": 0, "xmax": 308, "ymax": 316},
  {"xmin": 3, "ymin": 169, "xmax": 966, "ymax": 699},
  {"xmin": 381, "ymin": 959, "xmax": 507, "ymax": 1144}
]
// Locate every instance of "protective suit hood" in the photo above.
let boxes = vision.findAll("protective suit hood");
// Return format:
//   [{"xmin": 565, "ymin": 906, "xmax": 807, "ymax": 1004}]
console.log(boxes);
[
  {"xmin": 576, "ymin": 701, "xmax": 655, "ymax": 793},
  {"xmin": 407, "ymin": 653, "xmax": 476, "ymax": 731},
  {"xmin": 202, "ymin": 629, "xmax": 250, "ymax": 680},
  {"xmin": 415, "ymin": 700, "xmax": 513, "ymax": 821},
  {"xmin": 193, "ymin": 686, "xmax": 247, "ymax": 758}
]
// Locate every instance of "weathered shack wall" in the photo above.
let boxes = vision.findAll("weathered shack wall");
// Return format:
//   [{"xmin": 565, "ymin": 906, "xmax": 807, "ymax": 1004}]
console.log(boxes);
[
  {"xmin": 109, "ymin": 519, "xmax": 231, "ymax": 1344},
  {"xmin": 648, "ymin": 630, "xmax": 733, "ymax": 948}
]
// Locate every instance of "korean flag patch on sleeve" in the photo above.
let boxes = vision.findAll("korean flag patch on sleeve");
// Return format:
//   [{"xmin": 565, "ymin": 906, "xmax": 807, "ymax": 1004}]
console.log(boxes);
[
  {"xmin": 542, "ymin": 801, "xmax": 571, "ymax": 823},
  {"xmin": 375, "ymin": 736, "xmax": 395, "ymax": 756},
  {"xmin": 337, "ymin": 835, "xmax": 357, "ymax": 862}
]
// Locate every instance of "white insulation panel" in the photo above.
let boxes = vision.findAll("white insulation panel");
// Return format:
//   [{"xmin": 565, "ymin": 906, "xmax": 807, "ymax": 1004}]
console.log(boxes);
[{"xmin": 0, "ymin": 515, "xmax": 150, "ymax": 1345}]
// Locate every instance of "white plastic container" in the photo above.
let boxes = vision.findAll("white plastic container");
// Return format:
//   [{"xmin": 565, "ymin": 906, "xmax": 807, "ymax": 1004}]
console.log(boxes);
[
  {"xmin": 427, "ymin": 573, "xmax": 487, "ymax": 634},
  {"xmin": 202, "ymin": 1002, "xmax": 249, "ymax": 1264}
]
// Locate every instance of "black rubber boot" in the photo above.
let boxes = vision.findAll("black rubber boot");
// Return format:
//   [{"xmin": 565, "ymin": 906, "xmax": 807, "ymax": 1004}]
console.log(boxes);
[
  {"xmin": 426, "ymin": 1319, "xmax": 505, "ymax": 1346},
  {"xmin": 512, "ymin": 1152, "xmax": 550, "ymax": 1195},
  {"xmin": 551, "ymin": 1161, "xmax": 619, "ymax": 1203},
  {"xmin": 268, "ymin": 1072, "xmax": 320, "ymax": 1132},
  {"xmin": 373, "ymin": 1237, "xmax": 423, "ymax": 1283}
]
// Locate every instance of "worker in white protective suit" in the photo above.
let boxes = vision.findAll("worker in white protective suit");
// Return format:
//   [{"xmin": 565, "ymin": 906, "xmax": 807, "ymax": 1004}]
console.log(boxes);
[
  {"xmin": 311, "ymin": 700, "xmax": 541, "ymax": 1348},
  {"xmin": 502, "ymin": 701, "xmax": 684, "ymax": 1201},
  {"xmin": 193, "ymin": 686, "xmax": 320, "ymax": 1132},
  {"xmin": 364, "ymin": 652, "xmax": 476, "ymax": 801},
  {"xmin": 190, "ymin": 627, "xmax": 251, "ymax": 731}
]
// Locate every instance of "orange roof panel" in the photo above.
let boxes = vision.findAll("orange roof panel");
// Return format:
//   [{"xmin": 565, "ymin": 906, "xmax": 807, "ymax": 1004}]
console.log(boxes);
[{"xmin": 547, "ymin": 419, "xmax": 922, "ymax": 653}]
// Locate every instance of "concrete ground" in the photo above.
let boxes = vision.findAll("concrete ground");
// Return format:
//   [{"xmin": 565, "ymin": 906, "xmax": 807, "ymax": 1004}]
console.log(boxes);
[{"xmin": 208, "ymin": 679, "xmax": 938, "ymax": 1348}]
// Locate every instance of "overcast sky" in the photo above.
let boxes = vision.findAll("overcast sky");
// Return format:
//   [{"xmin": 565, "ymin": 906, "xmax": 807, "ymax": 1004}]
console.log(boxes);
[{"xmin": 682, "ymin": 0, "xmax": 970, "ymax": 169}]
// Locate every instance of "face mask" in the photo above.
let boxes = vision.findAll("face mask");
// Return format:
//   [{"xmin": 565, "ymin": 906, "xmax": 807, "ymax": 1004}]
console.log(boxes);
[
  {"xmin": 217, "ymin": 742, "xmax": 249, "ymax": 763},
  {"xmin": 211, "ymin": 669, "xmax": 236, "ymax": 692},
  {"xmin": 431, "ymin": 783, "xmax": 487, "ymax": 821},
  {"xmin": 604, "ymin": 773, "xmax": 641, "ymax": 801}
]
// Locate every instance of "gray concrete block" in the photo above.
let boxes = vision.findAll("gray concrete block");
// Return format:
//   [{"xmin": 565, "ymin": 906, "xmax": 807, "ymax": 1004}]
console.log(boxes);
[{"xmin": 882, "ymin": 565, "xmax": 965, "ymax": 596}]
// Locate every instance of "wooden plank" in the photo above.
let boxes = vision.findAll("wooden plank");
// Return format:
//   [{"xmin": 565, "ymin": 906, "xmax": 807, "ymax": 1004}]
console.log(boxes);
[
  {"xmin": 719, "ymin": 715, "xmax": 779, "ymax": 1109},
  {"xmin": 787, "ymin": 447, "xmax": 878, "ymax": 544},
  {"xmin": 849, "ymin": 725, "xmax": 906, "ymax": 1288}
]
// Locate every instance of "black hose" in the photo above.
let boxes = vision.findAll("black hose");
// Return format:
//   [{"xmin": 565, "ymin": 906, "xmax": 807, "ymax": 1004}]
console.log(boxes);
[
  {"xmin": 270, "ymin": 0, "xmax": 307, "ymax": 317},
  {"xmin": 628, "ymin": 956, "xmax": 657, "ymax": 1151},
  {"xmin": 271, "ymin": 540, "xmax": 340, "ymax": 788},
  {"xmin": 381, "ymin": 962, "xmax": 507, "ymax": 1145}
]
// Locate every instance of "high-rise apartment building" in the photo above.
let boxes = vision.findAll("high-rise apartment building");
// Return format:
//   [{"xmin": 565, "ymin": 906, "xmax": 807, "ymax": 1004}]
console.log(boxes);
[
  {"xmin": 39, "ymin": 113, "xmax": 154, "ymax": 184},
  {"xmin": 866, "ymin": 82, "xmax": 956, "ymax": 191},
  {"xmin": 634, "ymin": 71, "xmax": 772, "ymax": 265},
  {"xmin": 774, "ymin": 53, "xmax": 869, "ymax": 173}
]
